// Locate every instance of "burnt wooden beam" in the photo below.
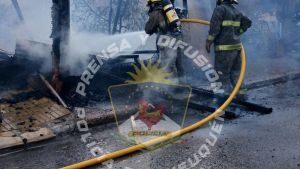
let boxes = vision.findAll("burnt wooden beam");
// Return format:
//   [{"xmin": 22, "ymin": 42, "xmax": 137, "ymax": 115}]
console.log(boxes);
[
  {"xmin": 245, "ymin": 72, "xmax": 300, "ymax": 90},
  {"xmin": 51, "ymin": 0, "xmax": 70, "ymax": 73},
  {"xmin": 191, "ymin": 87, "xmax": 273, "ymax": 114},
  {"xmin": 51, "ymin": 0, "xmax": 70, "ymax": 92},
  {"xmin": 182, "ymin": 0, "xmax": 188, "ymax": 16},
  {"xmin": 0, "ymin": 111, "xmax": 3, "ymax": 124}
]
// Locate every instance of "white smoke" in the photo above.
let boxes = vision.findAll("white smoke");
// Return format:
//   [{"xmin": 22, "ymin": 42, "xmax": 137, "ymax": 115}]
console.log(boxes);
[
  {"xmin": 66, "ymin": 30, "xmax": 153, "ymax": 74},
  {"xmin": 0, "ymin": 0, "xmax": 156, "ymax": 75},
  {"xmin": 0, "ymin": 0, "xmax": 11, "ymax": 6},
  {"xmin": 0, "ymin": 0, "xmax": 52, "ymax": 52}
]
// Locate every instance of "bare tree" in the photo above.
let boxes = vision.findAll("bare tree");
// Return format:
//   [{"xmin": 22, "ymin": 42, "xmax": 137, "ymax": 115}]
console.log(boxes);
[
  {"xmin": 108, "ymin": 0, "xmax": 113, "ymax": 33},
  {"xmin": 112, "ymin": 0, "xmax": 122, "ymax": 34},
  {"xmin": 71, "ymin": 0, "xmax": 147, "ymax": 34}
]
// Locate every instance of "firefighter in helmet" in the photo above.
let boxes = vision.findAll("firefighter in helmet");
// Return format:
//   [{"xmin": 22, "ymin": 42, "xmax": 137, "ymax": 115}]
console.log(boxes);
[
  {"xmin": 145, "ymin": 0, "xmax": 184, "ymax": 83},
  {"xmin": 206, "ymin": 0, "xmax": 252, "ymax": 101}
]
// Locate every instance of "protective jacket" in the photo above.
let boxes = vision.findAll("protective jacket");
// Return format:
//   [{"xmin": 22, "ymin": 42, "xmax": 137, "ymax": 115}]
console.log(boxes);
[{"xmin": 208, "ymin": 2, "xmax": 252, "ymax": 51}]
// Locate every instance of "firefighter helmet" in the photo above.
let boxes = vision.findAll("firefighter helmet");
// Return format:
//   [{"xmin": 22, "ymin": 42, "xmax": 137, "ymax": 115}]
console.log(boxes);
[
  {"xmin": 232, "ymin": 0, "xmax": 239, "ymax": 4},
  {"xmin": 147, "ymin": 0, "xmax": 161, "ymax": 6},
  {"xmin": 217, "ymin": 0, "xmax": 239, "ymax": 5}
]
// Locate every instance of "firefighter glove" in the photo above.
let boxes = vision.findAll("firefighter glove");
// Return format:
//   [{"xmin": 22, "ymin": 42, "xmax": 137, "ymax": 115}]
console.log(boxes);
[{"xmin": 206, "ymin": 40, "xmax": 213, "ymax": 53}]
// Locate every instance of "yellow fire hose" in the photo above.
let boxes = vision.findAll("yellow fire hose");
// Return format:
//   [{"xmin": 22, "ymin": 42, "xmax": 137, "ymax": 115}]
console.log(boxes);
[{"xmin": 61, "ymin": 19, "xmax": 246, "ymax": 169}]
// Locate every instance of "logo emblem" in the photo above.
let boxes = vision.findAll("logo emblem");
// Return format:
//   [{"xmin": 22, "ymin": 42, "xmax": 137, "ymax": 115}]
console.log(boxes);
[
  {"xmin": 136, "ymin": 99, "xmax": 166, "ymax": 130},
  {"xmin": 109, "ymin": 60, "xmax": 191, "ymax": 147}
]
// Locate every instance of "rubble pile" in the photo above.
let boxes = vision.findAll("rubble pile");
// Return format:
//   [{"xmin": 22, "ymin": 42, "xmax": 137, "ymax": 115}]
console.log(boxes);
[{"xmin": 0, "ymin": 98, "xmax": 71, "ymax": 149}]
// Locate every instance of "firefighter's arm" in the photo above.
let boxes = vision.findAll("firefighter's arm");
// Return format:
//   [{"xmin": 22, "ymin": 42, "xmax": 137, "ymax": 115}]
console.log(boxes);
[
  {"xmin": 207, "ymin": 6, "xmax": 225, "ymax": 42},
  {"xmin": 206, "ymin": 6, "xmax": 224, "ymax": 53},
  {"xmin": 239, "ymin": 15, "xmax": 252, "ymax": 35},
  {"xmin": 145, "ymin": 11, "xmax": 159, "ymax": 35}
]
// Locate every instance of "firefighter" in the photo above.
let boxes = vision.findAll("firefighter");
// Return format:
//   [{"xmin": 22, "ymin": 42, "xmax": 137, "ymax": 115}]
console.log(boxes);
[
  {"xmin": 145, "ymin": 0, "xmax": 184, "ymax": 83},
  {"xmin": 206, "ymin": 0, "xmax": 252, "ymax": 101}
]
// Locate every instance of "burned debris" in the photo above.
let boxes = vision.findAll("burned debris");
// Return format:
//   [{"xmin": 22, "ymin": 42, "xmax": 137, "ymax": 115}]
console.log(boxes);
[
  {"xmin": 1, "ymin": 0, "xmax": 299, "ymax": 159},
  {"xmin": 0, "ymin": 110, "xmax": 3, "ymax": 124},
  {"xmin": 51, "ymin": 0, "xmax": 70, "ymax": 93}
]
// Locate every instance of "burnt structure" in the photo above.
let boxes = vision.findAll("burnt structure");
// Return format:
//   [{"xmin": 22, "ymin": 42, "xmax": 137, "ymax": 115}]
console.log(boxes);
[{"xmin": 51, "ymin": 0, "xmax": 70, "ymax": 91}]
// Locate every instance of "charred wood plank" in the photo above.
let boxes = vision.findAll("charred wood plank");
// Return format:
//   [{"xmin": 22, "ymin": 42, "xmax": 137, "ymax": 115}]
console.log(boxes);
[
  {"xmin": 191, "ymin": 87, "xmax": 273, "ymax": 114},
  {"xmin": 245, "ymin": 72, "xmax": 300, "ymax": 90},
  {"xmin": 132, "ymin": 50, "xmax": 158, "ymax": 54},
  {"xmin": 187, "ymin": 102, "xmax": 235, "ymax": 115},
  {"xmin": 39, "ymin": 74, "xmax": 68, "ymax": 108},
  {"xmin": 172, "ymin": 98, "xmax": 237, "ymax": 119}
]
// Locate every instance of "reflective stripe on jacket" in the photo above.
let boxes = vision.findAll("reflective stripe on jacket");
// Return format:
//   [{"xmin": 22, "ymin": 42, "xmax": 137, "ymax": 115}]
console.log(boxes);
[{"xmin": 208, "ymin": 3, "xmax": 251, "ymax": 51}]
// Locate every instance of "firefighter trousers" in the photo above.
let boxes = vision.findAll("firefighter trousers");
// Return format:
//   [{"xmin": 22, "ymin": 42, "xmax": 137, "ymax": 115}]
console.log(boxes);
[{"xmin": 215, "ymin": 50, "xmax": 245, "ymax": 96}]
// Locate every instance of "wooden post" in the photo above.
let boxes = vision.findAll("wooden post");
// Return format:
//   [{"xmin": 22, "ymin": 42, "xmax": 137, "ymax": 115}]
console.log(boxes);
[
  {"xmin": 183, "ymin": 0, "xmax": 188, "ymax": 12},
  {"xmin": 112, "ymin": 0, "xmax": 123, "ymax": 34},
  {"xmin": 51, "ymin": 0, "xmax": 70, "ymax": 92}
]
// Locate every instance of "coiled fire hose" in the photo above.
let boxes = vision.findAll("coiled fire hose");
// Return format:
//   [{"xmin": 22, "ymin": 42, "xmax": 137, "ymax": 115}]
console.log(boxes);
[{"xmin": 61, "ymin": 19, "xmax": 247, "ymax": 169}]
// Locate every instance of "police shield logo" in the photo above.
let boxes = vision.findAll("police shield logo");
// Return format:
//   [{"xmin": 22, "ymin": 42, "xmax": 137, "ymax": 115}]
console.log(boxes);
[{"xmin": 108, "ymin": 61, "xmax": 191, "ymax": 146}]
